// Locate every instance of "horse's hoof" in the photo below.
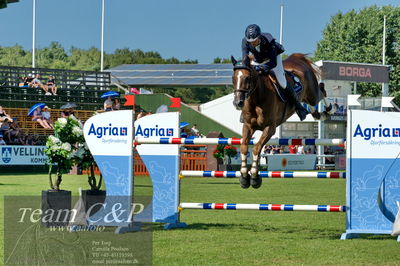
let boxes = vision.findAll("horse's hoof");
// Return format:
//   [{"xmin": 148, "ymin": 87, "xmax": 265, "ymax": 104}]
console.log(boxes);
[
  {"xmin": 250, "ymin": 176, "xmax": 262, "ymax": 189},
  {"xmin": 240, "ymin": 175, "xmax": 250, "ymax": 189}
]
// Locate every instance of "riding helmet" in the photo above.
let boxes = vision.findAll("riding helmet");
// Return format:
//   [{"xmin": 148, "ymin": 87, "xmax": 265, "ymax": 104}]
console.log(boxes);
[{"xmin": 245, "ymin": 24, "xmax": 261, "ymax": 42}]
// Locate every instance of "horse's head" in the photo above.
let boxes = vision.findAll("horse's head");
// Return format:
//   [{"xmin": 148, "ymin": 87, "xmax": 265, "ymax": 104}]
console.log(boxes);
[{"xmin": 231, "ymin": 56, "xmax": 255, "ymax": 110}]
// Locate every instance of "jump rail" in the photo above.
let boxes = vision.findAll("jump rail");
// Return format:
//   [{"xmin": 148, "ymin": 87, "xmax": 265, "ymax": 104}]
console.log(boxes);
[
  {"xmin": 180, "ymin": 170, "xmax": 346, "ymax": 178},
  {"xmin": 135, "ymin": 137, "xmax": 346, "ymax": 146},
  {"xmin": 180, "ymin": 203, "xmax": 346, "ymax": 212}
]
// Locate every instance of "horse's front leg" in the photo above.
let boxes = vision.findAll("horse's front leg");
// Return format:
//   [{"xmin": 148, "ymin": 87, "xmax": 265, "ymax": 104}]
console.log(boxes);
[
  {"xmin": 250, "ymin": 125, "xmax": 276, "ymax": 189},
  {"xmin": 239, "ymin": 123, "xmax": 254, "ymax": 189}
]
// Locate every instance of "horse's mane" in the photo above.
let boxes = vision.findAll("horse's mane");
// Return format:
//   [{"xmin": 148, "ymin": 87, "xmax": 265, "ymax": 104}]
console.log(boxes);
[{"xmin": 285, "ymin": 53, "xmax": 321, "ymax": 80}]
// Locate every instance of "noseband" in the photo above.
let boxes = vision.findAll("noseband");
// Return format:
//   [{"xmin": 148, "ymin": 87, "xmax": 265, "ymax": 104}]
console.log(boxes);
[{"xmin": 233, "ymin": 65, "xmax": 257, "ymax": 100}]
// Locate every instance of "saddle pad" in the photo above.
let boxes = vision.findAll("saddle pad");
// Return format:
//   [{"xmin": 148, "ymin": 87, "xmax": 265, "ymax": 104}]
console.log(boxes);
[{"xmin": 275, "ymin": 71, "xmax": 304, "ymax": 102}]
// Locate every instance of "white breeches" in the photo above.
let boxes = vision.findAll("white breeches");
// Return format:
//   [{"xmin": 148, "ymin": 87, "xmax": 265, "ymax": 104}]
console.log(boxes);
[{"xmin": 271, "ymin": 54, "xmax": 287, "ymax": 89}]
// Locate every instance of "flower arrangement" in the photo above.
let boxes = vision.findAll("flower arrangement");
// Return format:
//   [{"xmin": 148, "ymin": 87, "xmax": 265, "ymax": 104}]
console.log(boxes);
[
  {"xmin": 213, "ymin": 145, "xmax": 238, "ymax": 159},
  {"xmin": 213, "ymin": 145, "xmax": 225, "ymax": 159},
  {"xmin": 45, "ymin": 115, "xmax": 100, "ymax": 190},
  {"xmin": 224, "ymin": 145, "xmax": 237, "ymax": 158}
]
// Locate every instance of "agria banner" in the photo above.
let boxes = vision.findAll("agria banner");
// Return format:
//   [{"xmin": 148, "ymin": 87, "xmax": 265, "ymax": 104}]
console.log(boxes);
[
  {"xmin": 83, "ymin": 110, "xmax": 133, "ymax": 226},
  {"xmin": 135, "ymin": 112, "xmax": 180, "ymax": 224},
  {"xmin": 345, "ymin": 110, "xmax": 400, "ymax": 237}
]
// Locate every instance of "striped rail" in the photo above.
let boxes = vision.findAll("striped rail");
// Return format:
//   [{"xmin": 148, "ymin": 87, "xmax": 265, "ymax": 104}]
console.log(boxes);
[
  {"xmin": 179, "ymin": 203, "xmax": 346, "ymax": 212},
  {"xmin": 135, "ymin": 137, "xmax": 345, "ymax": 146},
  {"xmin": 180, "ymin": 171, "xmax": 346, "ymax": 178}
]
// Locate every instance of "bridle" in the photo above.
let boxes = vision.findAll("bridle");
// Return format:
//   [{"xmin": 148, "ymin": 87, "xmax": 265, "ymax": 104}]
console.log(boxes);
[{"xmin": 233, "ymin": 65, "xmax": 257, "ymax": 100}]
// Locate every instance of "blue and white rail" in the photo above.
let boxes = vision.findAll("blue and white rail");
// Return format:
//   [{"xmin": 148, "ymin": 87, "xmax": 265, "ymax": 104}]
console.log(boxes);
[
  {"xmin": 179, "ymin": 203, "xmax": 346, "ymax": 212},
  {"xmin": 180, "ymin": 171, "xmax": 346, "ymax": 178},
  {"xmin": 135, "ymin": 137, "xmax": 346, "ymax": 146}
]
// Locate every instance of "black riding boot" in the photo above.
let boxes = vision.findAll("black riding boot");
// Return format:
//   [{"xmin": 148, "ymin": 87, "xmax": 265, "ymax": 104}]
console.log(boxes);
[{"xmin": 285, "ymin": 84, "xmax": 309, "ymax": 121}]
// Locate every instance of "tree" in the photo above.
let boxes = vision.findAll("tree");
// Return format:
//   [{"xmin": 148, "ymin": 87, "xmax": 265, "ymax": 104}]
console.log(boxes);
[{"xmin": 314, "ymin": 6, "xmax": 400, "ymax": 102}]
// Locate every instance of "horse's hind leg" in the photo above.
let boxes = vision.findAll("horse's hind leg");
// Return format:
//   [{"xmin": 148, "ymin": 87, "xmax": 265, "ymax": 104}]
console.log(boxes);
[
  {"xmin": 250, "ymin": 125, "xmax": 276, "ymax": 189},
  {"xmin": 308, "ymin": 83, "xmax": 336, "ymax": 120}
]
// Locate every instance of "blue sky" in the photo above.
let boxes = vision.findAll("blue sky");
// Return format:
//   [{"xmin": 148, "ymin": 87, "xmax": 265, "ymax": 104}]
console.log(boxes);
[{"xmin": 0, "ymin": 0, "xmax": 397, "ymax": 64}]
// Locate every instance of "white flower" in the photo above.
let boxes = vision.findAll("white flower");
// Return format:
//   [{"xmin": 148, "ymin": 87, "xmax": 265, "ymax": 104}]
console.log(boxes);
[
  {"xmin": 57, "ymin": 118, "xmax": 68, "ymax": 127},
  {"xmin": 48, "ymin": 135, "xmax": 60, "ymax": 144},
  {"xmin": 61, "ymin": 142, "xmax": 71, "ymax": 152},
  {"xmin": 51, "ymin": 145, "xmax": 60, "ymax": 152},
  {"xmin": 72, "ymin": 126, "xmax": 82, "ymax": 137}
]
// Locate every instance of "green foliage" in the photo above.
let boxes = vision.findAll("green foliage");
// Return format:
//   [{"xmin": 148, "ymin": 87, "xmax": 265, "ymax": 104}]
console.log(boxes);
[{"xmin": 314, "ymin": 5, "xmax": 400, "ymax": 103}]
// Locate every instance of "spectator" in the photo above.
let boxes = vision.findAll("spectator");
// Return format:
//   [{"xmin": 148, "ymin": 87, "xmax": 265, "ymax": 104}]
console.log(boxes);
[
  {"xmin": 42, "ymin": 106, "xmax": 54, "ymax": 128},
  {"xmin": 25, "ymin": 134, "xmax": 36, "ymax": 145},
  {"xmin": 0, "ymin": 119, "xmax": 12, "ymax": 143},
  {"xmin": 104, "ymin": 96, "xmax": 113, "ymax": 111},
  {"xmin": 32, "ymin": 106, "xmax": 52, "ymax": 129},
  {"xmin": 19, "ymin": 76, "xmax": 30, "ymax": 87},
  {"xmin": 137, "ymin": 110, "xmax": 146, "ymax": 119},
  {"xmin": 7, "ymin": 121, "xmax": 25, "ymax": 145},
  {"xmin": 46, "ymin": 75, "xmax": 58, "ymax": 95},
  {"xmin": 190, "ymin": 124, "xmax": 200, "ymax": 137},
  {"xmin": 25, "ymin": 74, "xmax": 34, "ymax": 87},
  {"xmin": 0, "ymin": 134, "xmax": 5, "ymax": 145},
  {"xmin": 289, "ymin": 144, "xmax": 297, "ymax": 154},
  {"xmin": 32, "ymin": 74, "xmax": 48, "ymax": 94},
  {"xmin": 0, "ymin": 106, "xmax": 13, "ymax": 123},
  {"xmin": 61, "ymin": 107, "xmax": 76, "ymax": 118},
  {"xmin": 112, "ymin": 98, "xmax": 121, "ymax": 111},
  {"xmin": 296, "ymin": 145, "xmax": 305, "ymax": 154}
]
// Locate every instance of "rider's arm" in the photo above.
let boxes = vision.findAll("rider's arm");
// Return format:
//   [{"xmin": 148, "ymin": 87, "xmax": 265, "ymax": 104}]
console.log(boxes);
[
  {"xmin": 242, "ymin": 38, "xmax": 251, "ymax": 60},
  {"xmin": 264, "ymin": 42, "xmax": 278, "ymax": 69}
]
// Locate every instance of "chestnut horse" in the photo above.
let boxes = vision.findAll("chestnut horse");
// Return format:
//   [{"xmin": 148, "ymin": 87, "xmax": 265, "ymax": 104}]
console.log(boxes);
[{"xmin": 231, "ymin": 53, "xmax": 333, "ymax": 189}]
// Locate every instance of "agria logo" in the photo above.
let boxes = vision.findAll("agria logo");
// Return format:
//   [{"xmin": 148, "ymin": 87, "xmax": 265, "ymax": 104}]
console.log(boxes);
[
  {"xmin": 353, "ymin": 124, "xmax": 400, "ymax": 140},
  {"xmin": 135, "ymin": 124, "xmax": 174, "ymax": 138},
  {"xmin": 88, "ymin": 123, "xmax": 128, "ymax": 138}
]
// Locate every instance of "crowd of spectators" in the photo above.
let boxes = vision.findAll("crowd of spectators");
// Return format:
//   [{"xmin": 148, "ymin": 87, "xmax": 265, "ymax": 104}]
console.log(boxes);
[
  {"xmin": 103, "ymin": 97, "xmax": 120, "ymax": 112},
  {"xmin": 0, "ymin": 116, "xmax": 44, "ymax": 146},
  {"xmin": 19, "ymin": 73, "xmax": 58, "ymax": 95}
]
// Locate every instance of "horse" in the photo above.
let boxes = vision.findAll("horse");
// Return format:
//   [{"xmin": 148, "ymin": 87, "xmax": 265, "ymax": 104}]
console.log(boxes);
[{"xmin": 231, "ymin": 53, "xmax": 334, "ymax": 189}]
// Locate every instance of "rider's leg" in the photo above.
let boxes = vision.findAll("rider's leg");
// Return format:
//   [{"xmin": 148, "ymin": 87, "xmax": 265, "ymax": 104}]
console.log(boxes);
[{"xmin": 272, "ymin": 55, "xmax": 308, "ymax": 121}]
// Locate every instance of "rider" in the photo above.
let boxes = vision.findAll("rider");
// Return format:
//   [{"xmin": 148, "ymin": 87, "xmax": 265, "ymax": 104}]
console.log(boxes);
[{"xmin": 242, "ymin": 24, "xmax": 309, "ymax": 121}]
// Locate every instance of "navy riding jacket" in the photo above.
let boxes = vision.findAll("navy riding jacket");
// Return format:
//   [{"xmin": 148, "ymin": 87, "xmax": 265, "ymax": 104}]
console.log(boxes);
[{"xmin": 241, "ymin": 32, "xmax": 284, "ymax": 69}]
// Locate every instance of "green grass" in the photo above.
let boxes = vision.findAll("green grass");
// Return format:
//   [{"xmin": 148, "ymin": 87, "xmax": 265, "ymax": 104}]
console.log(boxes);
[{"xmin": 1, "ymin": 174, "xmax": 399, "ymax": 265}]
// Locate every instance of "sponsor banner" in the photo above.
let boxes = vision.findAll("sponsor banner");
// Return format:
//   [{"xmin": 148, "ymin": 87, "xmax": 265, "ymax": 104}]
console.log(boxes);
[
  {"xmin": 135, "ymin": 112, "xmax": 179, "ymax": 156},
  {"xmin": 347, "ymin": 158, "xmax": 400, "ymax": 233},
  {"xmin": 0, "ymin": 145, "xmax": 48, "ymax": 165},
  {"xmin": 134, "ymin": 112, "xmax": 180, "ymax": 223},
  {"xmin": 83, "ymin": 110, "xmax": 133, "ymax": 156},
  {"xmin": 83, "ymin": 110, "xmax": 133, "ymax": 227},
  {"xmin": 267, "ymin": 154, "xmax": 317, "ymax": 170},
  {"xmin": 321, "ymin": 61, "xmax": 389, "ymax": 83},
  {"xmin": 345, "ymin": 109, "xmax": 400, "ymax": 235},
  {"xmin": 350, "ymin": 110, "xmax": 400, "ymax": 159}
]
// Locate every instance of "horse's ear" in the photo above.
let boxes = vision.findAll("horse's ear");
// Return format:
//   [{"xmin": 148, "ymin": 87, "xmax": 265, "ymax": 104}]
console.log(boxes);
[
  {"xmin": 231, "ymin": 56, "xmax": 237, "ymax": 66},
  {"xmin": 243, "ymin": 55, "xmax": 250, "ymax": 67}
]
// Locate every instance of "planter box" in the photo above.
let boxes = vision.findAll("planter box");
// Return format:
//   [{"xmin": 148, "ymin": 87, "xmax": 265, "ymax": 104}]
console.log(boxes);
[
  {"xmin": 41, "ymin": 190, "xmax": 71, "ymax": 227},
  {"xmin": 81, "ymin": 190, "xmax": 106, "ymax": 216}
]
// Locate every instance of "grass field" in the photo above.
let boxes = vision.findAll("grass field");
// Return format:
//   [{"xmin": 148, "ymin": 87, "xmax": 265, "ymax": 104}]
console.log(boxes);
[{"xmin": 1, "ymin": 174, "xmax": 399, "ymax": 265}]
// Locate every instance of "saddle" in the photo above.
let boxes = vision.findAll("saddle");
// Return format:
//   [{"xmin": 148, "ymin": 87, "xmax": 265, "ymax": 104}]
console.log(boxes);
[{"xmin": 269, "ymin": 71, "xmax": 304, "ymax": 102}]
